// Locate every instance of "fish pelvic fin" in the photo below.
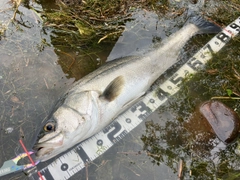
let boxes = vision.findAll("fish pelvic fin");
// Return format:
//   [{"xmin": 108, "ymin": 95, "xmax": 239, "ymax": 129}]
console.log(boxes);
[
  {"xmin": 100, "ymin": 76, "xmax": 125, "ymax": 101},
  {"xmin": 189, "ymin": 15, "xmax": 222, "ymax": 34}
]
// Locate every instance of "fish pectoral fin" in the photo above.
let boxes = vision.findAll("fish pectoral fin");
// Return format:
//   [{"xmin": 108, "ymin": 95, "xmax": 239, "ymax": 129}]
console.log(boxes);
[{"xmin": 100, "ymin": 76, "xmax": 125, "ymax": 102}]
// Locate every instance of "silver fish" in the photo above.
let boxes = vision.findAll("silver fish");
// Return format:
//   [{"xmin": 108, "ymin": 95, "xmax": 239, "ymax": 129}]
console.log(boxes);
[{"xmin": 33, "ymin": 16, "xmax": 221, "ymax": 162}]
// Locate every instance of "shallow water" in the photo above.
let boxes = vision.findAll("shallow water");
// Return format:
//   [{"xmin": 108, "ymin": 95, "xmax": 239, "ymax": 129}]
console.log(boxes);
[{"xmin": 0, "ymin": 0, "xmax": 240, "ymax": 180}]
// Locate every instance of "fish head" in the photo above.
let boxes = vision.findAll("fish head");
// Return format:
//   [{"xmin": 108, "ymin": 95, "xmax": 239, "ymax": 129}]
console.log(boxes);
[
  {"xmin": 33, "ymin": 76, "xmax": 126, "ymax": 161},
  {"xmin": 33, "ymin": 91, "xmax": 101, "ymax": 162}
]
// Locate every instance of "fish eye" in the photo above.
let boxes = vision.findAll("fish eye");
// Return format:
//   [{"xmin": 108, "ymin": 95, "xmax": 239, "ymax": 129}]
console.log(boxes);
[{"xmin": 44, "ymin": 122, "xmax": 55, "ymax": 132}]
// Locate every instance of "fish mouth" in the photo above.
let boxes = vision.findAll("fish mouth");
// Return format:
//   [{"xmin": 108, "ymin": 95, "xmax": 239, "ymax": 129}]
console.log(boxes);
[
  {"xmin": 33, "ymin": 136, "xmax": 64, "ymax": 160},
  {"xmin": 33, "ymin": 145, "xmax": 53, "ymax": 158},
  {"xmin": 33, "ymin": 140, "xmax": 63, "ymax": 157}
]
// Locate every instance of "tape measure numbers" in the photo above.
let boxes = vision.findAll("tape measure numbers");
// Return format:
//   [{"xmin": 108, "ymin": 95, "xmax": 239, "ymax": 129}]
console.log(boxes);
[{"xmin": 28, "ymin": 17, "xmax": 240, "ymax": 180}]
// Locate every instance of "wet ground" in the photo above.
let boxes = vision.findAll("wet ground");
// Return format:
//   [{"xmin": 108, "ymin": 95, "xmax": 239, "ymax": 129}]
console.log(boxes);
[{"xmin": 0, "ymin": 0, "xmax": 240, "ymax": 179}]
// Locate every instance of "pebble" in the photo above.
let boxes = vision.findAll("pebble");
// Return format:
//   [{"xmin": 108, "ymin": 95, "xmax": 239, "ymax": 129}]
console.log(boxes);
[{"xmin": 5, "ymin": 127, "xmax": 14, "ymax": 134}]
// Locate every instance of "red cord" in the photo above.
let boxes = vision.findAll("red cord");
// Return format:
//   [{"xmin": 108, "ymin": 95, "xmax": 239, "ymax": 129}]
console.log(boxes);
[
  {"xmin": 19, "ymin": 139, "xmax": 35, "ymax": 165},
  {"xmin": 19, "ymin": 139, "xmax": 44, "ymax": 180},
  {"xmin": 37, "ymin": 171, "xmax": 44, "ymax": 180}
]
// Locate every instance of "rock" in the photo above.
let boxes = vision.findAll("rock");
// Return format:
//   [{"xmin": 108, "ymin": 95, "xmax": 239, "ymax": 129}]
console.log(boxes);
[
  {"xmin": 200, "ymin": 101, "xmax": 240, "ymax": 144},
  {"xmin": 5, "ymin": 127, "xmax": 14, "ymax": 134}
]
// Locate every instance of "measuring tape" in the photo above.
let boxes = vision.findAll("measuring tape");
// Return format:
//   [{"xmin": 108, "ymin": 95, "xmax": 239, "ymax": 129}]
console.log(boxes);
[{"xmin": 28, "ymin": 17, "xmax": 240, "ymax": 180}]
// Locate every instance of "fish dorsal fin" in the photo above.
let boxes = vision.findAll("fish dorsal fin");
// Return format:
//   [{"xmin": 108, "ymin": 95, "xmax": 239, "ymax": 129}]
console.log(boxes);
[{"xmin": 101, "ymin": 76, "xmax": 125, "ymax": 102}]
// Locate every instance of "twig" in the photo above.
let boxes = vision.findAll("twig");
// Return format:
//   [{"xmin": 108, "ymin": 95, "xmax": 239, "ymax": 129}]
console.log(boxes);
[
  {"xmin": 211, "ymin": 96, "xmax": 240, "ymax": 100},
  {"xmin": 12, "ymin": 0, "xmax": 22, "ymax": 20},
  {"xmin": 117, "ymin": 150, "xmax": 162, "ymax": 158},
  {"xmin": 0, "ymin": 0, "xmax": 22, "ymax": 35},
  {"xmin": 177, "ymin": 159, "xmax": 183, "ymax": 180},
  {"xmin": 228, "ymin": 3, "xmax": 240, "ymax": 11},
  {"xmin": 95, "ymin": 160, "xmax": 110, "ymax": 172},
  {"xmin": 98, "ymin": 30, "xmax": 123, "ymax": 43},
  {"xmin": 43, "ymin": 78, "xmax": 49, "ymax": 89},
  {"xmin": 117, "ymin": 151, "xmax": 142, "ymax": 155},
  {"xmin": 29, "ymin": 6, "xmax": 43, "ymax": 23},
  {"xmin": 124, "ymin": 165, "xmax": 140, "ymax": 177},
  {"xmin": 85, "ymin": 163, "xmax": 88, "ymax": 180},
  {"xmin": 57, "ymin": 51, "xmax": 76, "ymax": 71}
]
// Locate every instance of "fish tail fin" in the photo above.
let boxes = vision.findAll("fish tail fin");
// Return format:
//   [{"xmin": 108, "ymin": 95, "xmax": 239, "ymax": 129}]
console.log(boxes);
[
  {"xmin": 185, "ymin": 0, "xmax": 221, "ymax": 34},
  {"xmin": 189, "ymin": 15, "xmax": 222, "ymax": 34}
]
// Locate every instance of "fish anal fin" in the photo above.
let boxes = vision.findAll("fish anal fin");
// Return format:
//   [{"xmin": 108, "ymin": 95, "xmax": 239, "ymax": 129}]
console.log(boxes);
[{"xmin": 101, "ymin": 76, "xmax": 125, "ymax": 102}]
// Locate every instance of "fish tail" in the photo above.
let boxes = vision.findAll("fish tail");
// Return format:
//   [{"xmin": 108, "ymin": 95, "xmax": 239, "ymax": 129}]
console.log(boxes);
[
  {"xmin": 189, "ymin": 15, "xmax": 222, "ymax": 34},
  {"xmin": 186, "ymin": 0, "xmax": 221, "ymax": 34}
]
